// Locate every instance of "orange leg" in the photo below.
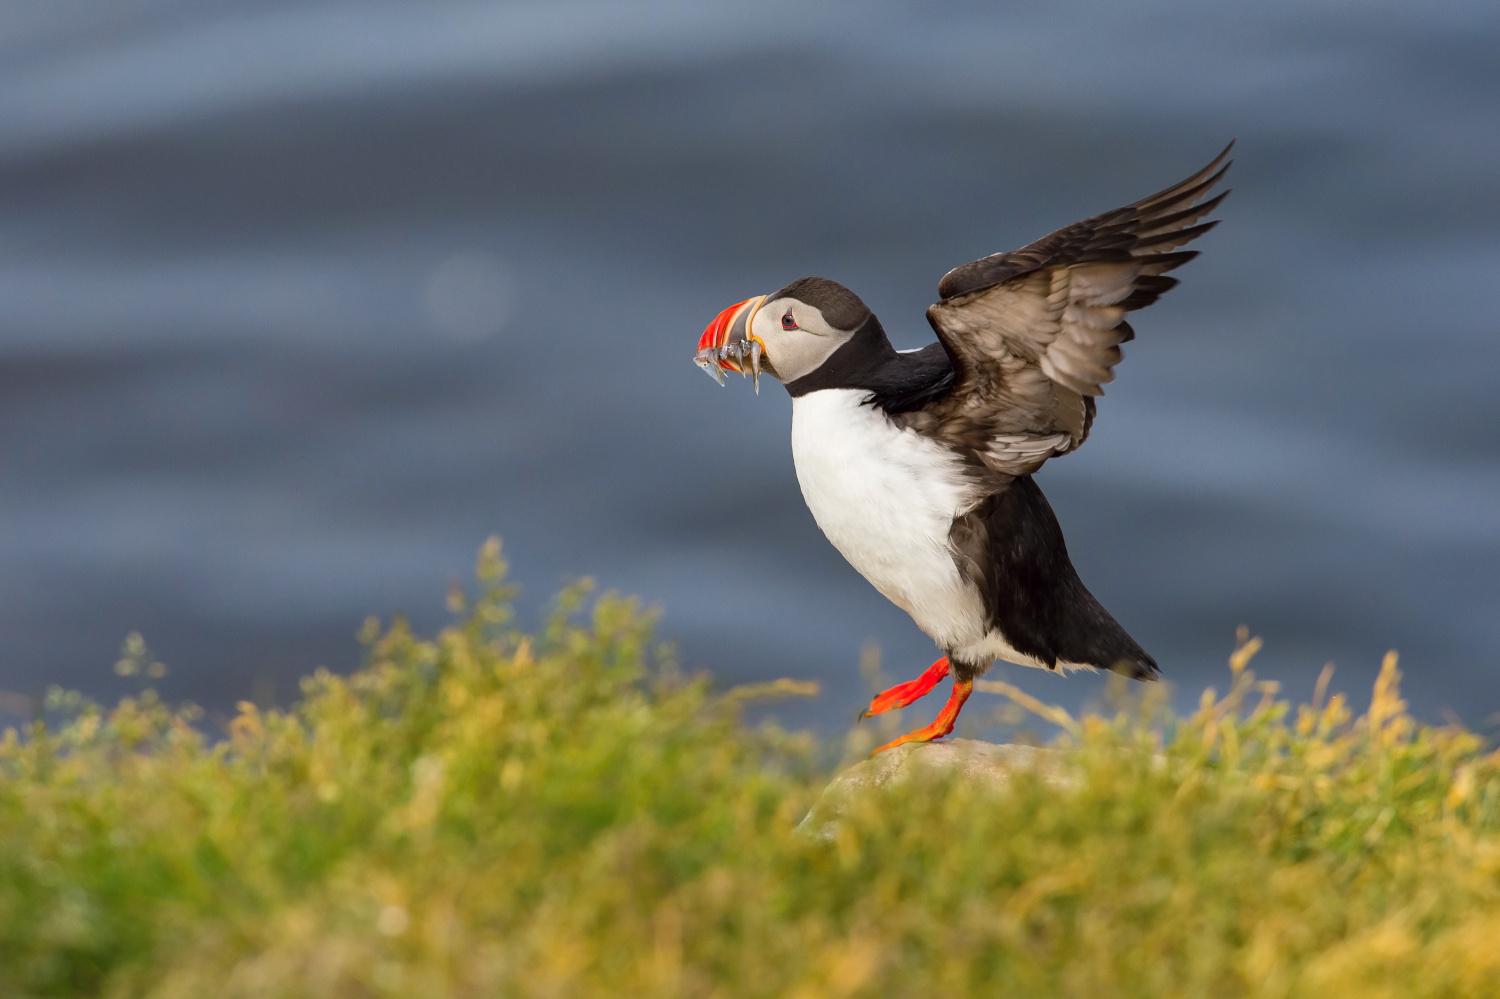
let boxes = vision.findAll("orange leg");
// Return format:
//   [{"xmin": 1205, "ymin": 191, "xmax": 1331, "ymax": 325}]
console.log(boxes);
[
  {"xmin": 860, "ymin": 657, "xmax": 950, "ymax": 720},
  {"xmin": 872, "ymin": 679, "xmax": 974, "ymax": 755}
]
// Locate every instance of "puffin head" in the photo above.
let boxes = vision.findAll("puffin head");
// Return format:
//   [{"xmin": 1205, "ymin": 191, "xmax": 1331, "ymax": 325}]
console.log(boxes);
[{"xmin": 694, "ymin": 277, "xmax": 873, "ymax": 393}]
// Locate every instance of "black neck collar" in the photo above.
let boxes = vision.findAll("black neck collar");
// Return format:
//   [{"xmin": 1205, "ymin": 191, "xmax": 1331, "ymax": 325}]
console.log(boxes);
[
  {"xmin": 783, "ymin": 316, "xmax": 956, "ymax": 416},
  {"xmin": 784, "ymin": 317, "xmax": 901, "ymax": 397}
]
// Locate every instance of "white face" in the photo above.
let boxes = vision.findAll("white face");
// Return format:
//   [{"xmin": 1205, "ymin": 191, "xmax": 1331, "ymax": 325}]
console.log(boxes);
[{"xmin": 750, "ymin": 297, "xmax": 858, "ymax": 385}]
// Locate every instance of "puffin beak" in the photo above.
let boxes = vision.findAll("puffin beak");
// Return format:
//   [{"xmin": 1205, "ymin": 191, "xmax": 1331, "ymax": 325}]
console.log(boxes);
[{"xmin": 695, "ymin": 295, "xmax": 768, "ymax": 393}]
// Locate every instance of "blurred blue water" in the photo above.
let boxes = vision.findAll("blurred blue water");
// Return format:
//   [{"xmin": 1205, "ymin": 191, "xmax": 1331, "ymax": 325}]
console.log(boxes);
[{"xmin": 1, "ymin": 0, "xmax": 1497, "ymax": 732}]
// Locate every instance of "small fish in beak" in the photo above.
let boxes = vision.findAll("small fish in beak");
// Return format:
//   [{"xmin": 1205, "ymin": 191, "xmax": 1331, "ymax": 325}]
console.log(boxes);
[{"xmin": 695, "ymin": 295, "xmax": 768, "ymax": 393}]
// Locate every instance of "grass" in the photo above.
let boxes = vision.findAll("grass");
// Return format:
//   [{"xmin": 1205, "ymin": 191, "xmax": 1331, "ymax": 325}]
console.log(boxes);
[{"xmin": 1, "ymin": 538, "xmax": 1498, "ymax": 998}]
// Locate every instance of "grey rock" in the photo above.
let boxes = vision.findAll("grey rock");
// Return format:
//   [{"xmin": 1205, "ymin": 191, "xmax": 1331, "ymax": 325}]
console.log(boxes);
[{"xmin": 797, "ymin": 739, "xmax": 1071, "ymax": 840}]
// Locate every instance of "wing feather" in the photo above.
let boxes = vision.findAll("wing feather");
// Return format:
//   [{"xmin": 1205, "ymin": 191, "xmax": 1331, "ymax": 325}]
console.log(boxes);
[{"xmin": 911, "ymin": 143, "xmax": 1231, "ymax": 474}]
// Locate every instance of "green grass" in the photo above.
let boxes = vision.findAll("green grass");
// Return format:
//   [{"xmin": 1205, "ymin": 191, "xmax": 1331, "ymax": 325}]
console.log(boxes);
[{"xmin": 2, "ymin": 538, "xmax": 1498, "ymax": 998}]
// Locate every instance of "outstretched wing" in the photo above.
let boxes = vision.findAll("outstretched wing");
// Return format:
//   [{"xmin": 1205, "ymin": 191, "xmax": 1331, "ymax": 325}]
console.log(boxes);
[{"xmin": 910, "ymin": 143, "xmax": 1231, "ymax": 476}]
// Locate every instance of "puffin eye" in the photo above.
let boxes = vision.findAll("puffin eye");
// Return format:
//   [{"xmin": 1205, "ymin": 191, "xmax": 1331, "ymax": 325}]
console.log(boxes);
[{"xmin": 781, "ymin": 310, "xmax": 798, "ymax": 330}]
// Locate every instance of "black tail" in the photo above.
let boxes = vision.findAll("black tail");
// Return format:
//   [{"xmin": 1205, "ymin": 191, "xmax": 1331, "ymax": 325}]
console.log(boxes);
[{"xmin": 949, "ymin": 475, "xmax": 1158, "ymax": 679}]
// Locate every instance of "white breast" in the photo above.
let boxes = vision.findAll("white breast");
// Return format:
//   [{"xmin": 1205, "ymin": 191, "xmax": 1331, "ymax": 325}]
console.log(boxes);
[{"xmin": 790, "ymin": 389, "xmax": 990, "ymax": 652}]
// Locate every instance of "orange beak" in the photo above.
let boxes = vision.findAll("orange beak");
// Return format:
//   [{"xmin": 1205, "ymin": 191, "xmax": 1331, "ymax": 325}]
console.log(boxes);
[{"xmin": 694, "ymin": 295, "xmax": 768, "ymax": 392}]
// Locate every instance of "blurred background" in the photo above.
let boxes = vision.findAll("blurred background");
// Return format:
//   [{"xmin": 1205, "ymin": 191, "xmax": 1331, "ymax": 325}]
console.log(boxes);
[{"xmin": 2, "ymin": 0, "xmax": 1497, "ymax": 735}]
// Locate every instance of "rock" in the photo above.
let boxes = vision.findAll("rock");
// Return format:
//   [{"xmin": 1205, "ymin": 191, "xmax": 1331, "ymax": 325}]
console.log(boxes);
[{"xmin": 797, "ymin": 739, "xmax": 1070, "ymax": 840}]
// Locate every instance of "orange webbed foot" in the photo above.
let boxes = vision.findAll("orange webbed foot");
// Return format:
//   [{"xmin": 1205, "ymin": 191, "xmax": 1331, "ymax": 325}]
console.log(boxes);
[
  {"xmin": 859, "ymin": 657, "xmax": 950, "ymax": 720},
  {"xmin": 872, "ymin": 678, "xmax": 974, "ymax": 755}
]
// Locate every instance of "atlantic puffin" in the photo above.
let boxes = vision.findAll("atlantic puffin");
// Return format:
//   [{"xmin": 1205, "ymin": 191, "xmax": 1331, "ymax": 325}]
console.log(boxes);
[{"xmin": 694, "ymin": 145, "xmax": 1230, "ymax": 753}]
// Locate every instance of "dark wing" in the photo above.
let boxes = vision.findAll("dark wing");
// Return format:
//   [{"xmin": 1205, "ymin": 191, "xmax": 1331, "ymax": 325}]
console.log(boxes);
[{"xmin": 910, "ymin": 143, "xmax": 1231, "ymax": 476}]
